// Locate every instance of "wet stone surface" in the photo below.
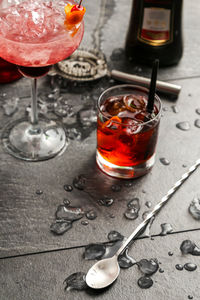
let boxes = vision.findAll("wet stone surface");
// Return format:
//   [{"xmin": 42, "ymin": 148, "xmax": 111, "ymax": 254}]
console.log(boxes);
[
  {"xmin": 63, "ymin": 199, "xmax": 70, "ymax": 206},
  {"xmin": 160, "ymin": 223, "xmax": 173, "ymax": 236},
  {"xmin": 85, "ymin": 210, "xmax": 97, "ymax": 220},
  {"xmin": 63, "ymin": 272, "xmax": 87, "ymax": 291},
  {"xmin": 98, "ymin": 196, "xmax": 114, "ymax": 207},
  {"xmin": 137, "ymin": 259, "xmax": 159, "ymax": 276},
  {"xmin": 107, "ymin": 230, "xmax": 124, "ymax": 242},
  {"xmin": 159, "ymin": 157, "xmax": 171, "ymax": 166},
  {"xmin": 145, "ymin": 201, "xmax": 152, "ymax": 208},
  {"xmin": 64, "ymin": 185, "xmax": 73, "ymax": 192},
  {"xmin": 118, "ymin": 248, "xmax": 136, "ymax": 269},
  {"xmin": 184, "ymin": 263, "xmax": 197, "ymax": 272},
  {"xmin": 180, "ymin": 240, "xmax": 200, "ymax": 256},
  {"xmin": 194, "ymin": 119, "xmax": 200, "ymax": 128},
  {"xmin": 189, "ymin": 196, "xmax": 200, "ymax": 220},
  {"xmin": 111, "ymin": 184, "xmax": 122, "ymax": 192},
  {"xmin": 83, "ymin": 243, "xmax": 106, "ymax": 260},
  {"xmin": 176, "ymin": 122, "xmax": 191, "ymax": 131},
  {"xmin": 36, "ymin": 190, "xmax": 43, "ymax": 195},
  {"xmin": 55, "ymin": 205, "xmax": 84, "ymax": 221},
  {"xmin": 137, "ymin": 276, "xmax": 153, "ymax": 289},
  {"xmin": 124, "ymin": 198, "xmax": 140, "ymax": 220},
  {"xmin": 50, "ymin": 220, "xmax": 72, "ymax": 235},
  {"xmin": 175, "ymin": 264, "xmax": 184, "ymax": 271}
]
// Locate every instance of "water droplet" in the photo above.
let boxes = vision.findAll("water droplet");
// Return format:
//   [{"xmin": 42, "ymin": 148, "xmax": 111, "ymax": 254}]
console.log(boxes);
[
  {"xmin": 142, "ymin": 211, "xmax": 150, "ymax": 220},
  {"xmin": 103, "ymin": 240, "xmax": 123, "ymax": 259},
  {"xmin": 180, "ymin": 240, "xmax": 200, "ymax": 256},
  {"xmin": 83, "ymin": 243, "xmax": 106, "ymax": 260},
  {"xmin": 175, "ymin": 264, "xmax": 183, "ymax": 271},
  {"xmin": 63, "ymin": 272, "xmax": 87, "ymax": 291},
  {"xmin": 124, "ymin": 182, "xmax": 133, "ymax": 188},
  {"xmin": 195, "ymin": 108, "xmax": 200, "ymax": 115},
  {"xmin": 73, "ymin": 175, "xmax": 87, "ymax": 190},
  {"xmin": 182, "ymin": 164, "xmax": 187, "ymax": 168},
  {"xmin": 137, "ymin": 276, "xmax": 153, "ymax": 289},
  {"xmin": 81, "ymin": 220, "xmax": 89, "ymax": 226},
  {"xmin": 85, "ymin": 210, "xmax": 97, "ymax": 220},
  {"xmin": 36, "ymin": 190, "xmax": 43, "ymax": 195},
  {"xmin": 188, "ymin": 295, "xmax": 193, "ymax": 299},
  {"xmin": 3, "ymin": 97, "xmax": 19, "ymax": 116},
  {"xmin": 63, "ymin": 199, "xmax": 70, "ymax": 206},
  {"xmin": 145, "ymin": 201, "xmax": 152, "ymax": 208},
  {"xmin": 171, "ymin": 105, "xmax": 179, "ymax": 113},
  {"xmin": 107, "ymin": 230, "xmax": 124, "ymax": 242},
  {"xmin": 168, "ymin": 251, "xmax": 173, "ymax": 256},
  {"xmin": 159, "ymin": 268, "xmax": 164, "ymax": 273},
  {"xmin": 50, "ymin": 220, "xmax": 72, "ymax": 235},
  {"xmin": 108, "ymin": 213, "xmax": 115, "ymax": 218},
  {"xmin": 137, "ymin": 259, "xmax": 159, "ymax": 275},
  {"xmin": 127, "ymin": 198, "xmax": 140, "ymax": 209},
  {"xmin": 188, "ymin": 196, "xmax": 200, "ymax": 220},
  {"xmin": 66, "ymin": 128, "xmax": 81, "ymax": 140},
  {"xmin": 184, "ymin": 263, "xmax": 197, "ymax": 271},
  {"xmin": 118, "ymin": 248, "xmax": 136, "ymax": 269},
  {"xmin": 110, "ymin": 48, "xmax": 124, "ymax": 61},
  {"xmin": 142, "ymin": 216, "xmax": 155, "ymax": 238},
  {"xmin": 98, "ymin": 196, "xmax": 114, "ymax": 207},
  {"xmin": 64, "ymin": 185, "xmax": 73, "ymax": 192},
  {"xmin": 124, "ymin": 208, "xmax": 139, "ymax": 220},
  {"xmin": 55, "ymin": 205, "xmax": 84, "ymax": 221},
  {"xmin": 176, "ymin": 122, "xmax": 190, "ymax": 131},
  {"xmin": 111, "ymin": 184, "xmax": 122, "ymax": 192},
  {"xmin": 125, "ymin": 198, "xmax": 140, "ymax": 220},
  {"xmin": 160, "ymin": 157, "xmax": 170, "ymax": 166},
  {"xmin": 77, "ymin": 108, "xmax": 97, "ymax": 127},
  {"xmin": 194, "ymin": 119, "xmax": 200, "ymax": 128},
  {"xmin": 160, "ymin": 223, "xmax": 173, "ymax": 236}
]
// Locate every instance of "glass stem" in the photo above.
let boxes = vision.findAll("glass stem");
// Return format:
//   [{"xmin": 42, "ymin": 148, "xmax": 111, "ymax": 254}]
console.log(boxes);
[{"xmin": 31, "ymin": 78, "xmax": 38, "ymax": 125}]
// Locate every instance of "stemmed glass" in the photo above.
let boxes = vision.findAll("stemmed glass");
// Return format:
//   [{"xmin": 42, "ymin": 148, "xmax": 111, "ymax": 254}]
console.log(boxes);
[{"xmin": 0, "ymin": 0, "xmax": 84, "ymax": 161}]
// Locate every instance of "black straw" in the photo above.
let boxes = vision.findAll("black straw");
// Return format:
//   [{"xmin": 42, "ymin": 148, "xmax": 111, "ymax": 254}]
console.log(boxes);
[
  {"xmin": 147, "ymin": 59, "xmax": 159, "ymax": 113},
  {"xmin": 78, "ymin": 0, "xmax": 83, "ymax": 7}
]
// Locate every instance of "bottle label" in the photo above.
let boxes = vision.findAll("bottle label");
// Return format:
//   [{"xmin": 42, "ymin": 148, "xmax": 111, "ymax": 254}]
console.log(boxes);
[{"xmin": 139, "ymin": 7, "xmax": 172, "ymax": 46}]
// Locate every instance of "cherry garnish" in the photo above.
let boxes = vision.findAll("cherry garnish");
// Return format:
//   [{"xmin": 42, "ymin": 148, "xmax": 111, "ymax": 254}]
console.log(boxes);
[{"xmin": 71, "ymin": 4, "xmax": 84, "ymax": 12}]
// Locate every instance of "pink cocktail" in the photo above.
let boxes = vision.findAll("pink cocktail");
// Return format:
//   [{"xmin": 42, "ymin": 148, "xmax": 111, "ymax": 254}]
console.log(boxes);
[{"xmin": 0, "ymin": 0, "xmax": 84, "ymax": 160}]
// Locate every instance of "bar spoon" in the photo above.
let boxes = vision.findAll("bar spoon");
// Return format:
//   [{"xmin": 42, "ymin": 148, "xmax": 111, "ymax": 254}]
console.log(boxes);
[{"xmin": 86, "ymin": 158, "xmax": 200, "ymax": 289}]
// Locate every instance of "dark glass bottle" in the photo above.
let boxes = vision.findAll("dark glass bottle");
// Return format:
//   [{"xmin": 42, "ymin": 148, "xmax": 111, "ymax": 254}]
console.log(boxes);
[{"xmin": 125, "ymin": 0, "xmax": 183, "ymax": 66}]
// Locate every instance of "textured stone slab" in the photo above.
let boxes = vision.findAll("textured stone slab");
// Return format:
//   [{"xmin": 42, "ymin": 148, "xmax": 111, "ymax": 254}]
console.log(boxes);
[
  {"xmin": 1, "ymin": 0, "xmax": 200, "ymax": 258},
  {"xmin": 1, "ymin": 75, "xmax": 200, "ymax": 258},
  {"xmin": 1, "ymin": 231, "xmax": 200, "ymax": 300}
]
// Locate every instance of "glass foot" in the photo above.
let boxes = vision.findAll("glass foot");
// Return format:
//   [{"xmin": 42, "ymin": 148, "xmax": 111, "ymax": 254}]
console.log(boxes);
[
  {"xmin": 2, "ymin": 117, "xmax": 67, "ymax": 161},
  {"xmin": 96, "ymin": 151, "xmax": 155, "ymax": 179}
]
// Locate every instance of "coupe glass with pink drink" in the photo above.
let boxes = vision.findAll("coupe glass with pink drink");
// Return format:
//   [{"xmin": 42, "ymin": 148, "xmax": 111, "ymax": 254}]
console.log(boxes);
[{"xmin": 0, "ymin": 0, "xmax": 84, "ymax": 161}]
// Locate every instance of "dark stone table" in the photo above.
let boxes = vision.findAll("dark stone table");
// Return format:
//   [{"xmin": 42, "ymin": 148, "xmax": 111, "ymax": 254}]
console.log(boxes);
[{"xmin": 1, "ymin": 0, "xmax": 200, "ymax": 299}]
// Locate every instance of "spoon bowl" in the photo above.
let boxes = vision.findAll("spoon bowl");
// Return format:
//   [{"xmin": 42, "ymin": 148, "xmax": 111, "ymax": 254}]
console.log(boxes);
[{"xmin": 86, "ymin": 255, "xmax": 120, "ymax": 289}]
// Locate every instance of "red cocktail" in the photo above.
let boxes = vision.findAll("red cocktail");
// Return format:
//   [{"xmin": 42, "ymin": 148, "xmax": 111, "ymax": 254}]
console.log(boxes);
[
  {"xmin": 0, "ymin": 0, "xmax": 84, "ymax": 161},
  {"xmin": 0, "ymin": 58, "xmax": 22, "ymax": 83},
  {"xmin": 97, "ymin": 85, "xmax": 162, "ymax": 178}
]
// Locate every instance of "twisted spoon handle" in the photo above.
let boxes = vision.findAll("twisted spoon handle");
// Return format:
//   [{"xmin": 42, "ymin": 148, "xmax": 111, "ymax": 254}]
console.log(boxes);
[{"xmin": 116, "ymin": 158, "xmax": 200, "ymax": 257}]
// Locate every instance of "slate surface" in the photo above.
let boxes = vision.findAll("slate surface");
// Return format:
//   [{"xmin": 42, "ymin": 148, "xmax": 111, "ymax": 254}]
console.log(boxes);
[
  {"xmin": 0, "ymin": 0, "xmax": 200, "ymax": 298},
  {"xmin": 1, "ymin": 75, "xmax": 200, "ymax": 257},
  {"xmin": 1, "ymin": 231, "xmax": 200, "ymax": 300}
]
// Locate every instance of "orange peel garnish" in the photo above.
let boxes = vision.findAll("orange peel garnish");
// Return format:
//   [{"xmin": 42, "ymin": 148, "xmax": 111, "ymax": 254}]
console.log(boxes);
[
  {"xmin": 102, "ymin": 116, "xmax": 122, "ymax": 129},
  {"xmin": 65, "ymin": 4, "xmax": 86, "ymax": 26}
]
